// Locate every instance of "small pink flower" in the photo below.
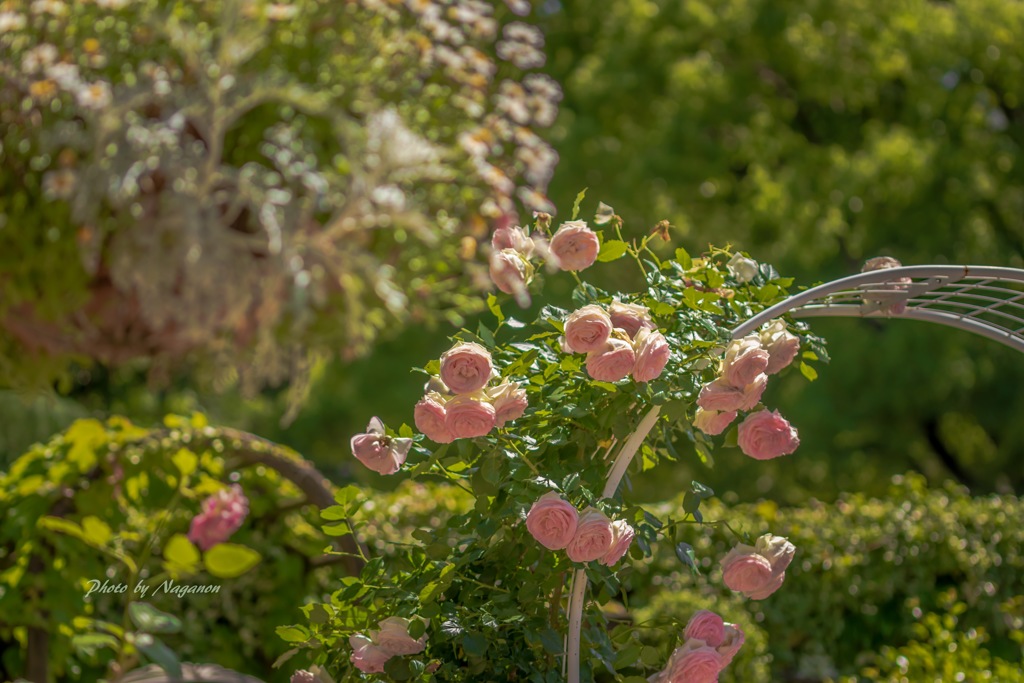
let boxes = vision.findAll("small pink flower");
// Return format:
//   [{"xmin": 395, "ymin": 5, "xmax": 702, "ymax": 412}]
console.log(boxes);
[
  {"xmin": 444, "ymin": 395, "xmax": 496, "ymax": 439},
  {"xmin": 585, "ymin": 336, "xmax": 636, "ymax": 382},
  {"xmin": 663, "ymin": 640, "xmax": 725, "ymax": 683},
  {"xmin": 598, "ymin": 519, "xmax": 635, "ymax": 566},
  {"xmin": 488, "ymin": 382, "xmax": 528, "ymax": 428},
  {"xmin": 187, "ymin": 484, "xmax": 249, "ymax": 551},
  {"xmin": 717, "ymin": 622, "xmax": 745, "ymax": 665},
  {"xmin": 349, "ymin": 634, "xmax": 390, "ymax": 673},
  {"xmin": 290, "ymin": 671, "xmax": 316, "ymax": 683},
  {"xmin": 440, "ymin": 341, "xmax": 494, "ymax": 394},
  {"xmin": 371, "ymin": 617, "xmax": 427, "ymax": 657},
  {"xmin": 862, "ymin": 256, "xmax": 911, "ymax": 315},
  {"xmin": 721, "ymin": 336, "xmax": 770, "ymax": 388},
  {"xmin": 489, "ymin": 248, "xmax": 532, "ymax": 299},
  {"xmin": 608, "ymin": 300, "xmax": 655, "ymax": 339},
  {"xmin": 684, "ymin": 610, "xmax": 725, "ymax": 648},
  {"xmin": 563, "ymin": 304, "xmax": 613, "ymax": 353},
  {"xmin": 632, "ymin": 328, "xmax": 670, "ymax": 383},
  {"xmin": 525, "ymin": 492, "xmax": 579, "ymax": 550},
  {"xmin": 549, "ymin": 220, "xmax": 599, "ymax": 271},
  {"xmin": 759, "ymin": 320, "xmax": 800, "ymax": 375},
  {"xmin": 737, "ymin": 409, "xmax": 799, "ymax": 460},
  {"xmin": 693, "ymin": 407, "xmax": 736, "ymax": 436},
  {"xmin": 721, "ymin": 534, "xmax": 795, "ymax": 600},
  {"xmin": 350, "ymin": 417, "xmax": 413, "ymax": 475},
  {"xmin": 697, "ymin": 375, "xmax": 766, "ymax": 413},
  {"xmin": 414, "ymin": 393, "xmax": 454, "ymax": 444},
  {"xmin": 566, "ymin": 507, "xmax": 614, "ymax": 563},
  {"xmin": 492, "ymin": 224, "xmax": 535, "ymax": 258}
]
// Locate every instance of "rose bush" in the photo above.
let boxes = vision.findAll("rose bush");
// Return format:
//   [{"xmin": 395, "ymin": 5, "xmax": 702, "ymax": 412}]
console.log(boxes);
[{"xmin": 274, "ymin": 200, "xmax": 829, "ymax": 682}]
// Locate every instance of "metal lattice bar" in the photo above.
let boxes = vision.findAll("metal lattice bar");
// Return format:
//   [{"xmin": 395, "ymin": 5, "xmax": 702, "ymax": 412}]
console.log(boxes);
[{"xmin": 731, "ymin": 265, "xmax": 1024, "ymax": 354}]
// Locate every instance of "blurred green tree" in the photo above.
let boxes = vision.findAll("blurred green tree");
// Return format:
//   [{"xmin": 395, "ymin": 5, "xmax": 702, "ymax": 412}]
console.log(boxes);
[{"xmin": 535, "ymin": 0, "xmax": 1024, "ymax": 498}]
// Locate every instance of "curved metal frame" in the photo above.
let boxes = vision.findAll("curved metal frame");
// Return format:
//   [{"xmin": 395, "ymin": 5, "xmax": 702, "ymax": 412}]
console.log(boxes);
[
  {"xmin": 565, "ymin": 264, "xmax": 1024, "ymax": 683},
  {"xmin": 732, "ymin": 265, "xmax": 1024, "ymax": 351}
]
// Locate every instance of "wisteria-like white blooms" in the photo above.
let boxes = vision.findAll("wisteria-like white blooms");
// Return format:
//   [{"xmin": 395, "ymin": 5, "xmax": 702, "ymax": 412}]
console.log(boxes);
[
  {"xmin": 459, "ymin": 45, "xmax": 496, "ymax": 80},
  {"xmin": 265, "ymin": 3, "xmax": 298, "ymax": 20},
  {"xmin": 95, "ymin": 0, "xmax": 132, "ymax": 8},
  {"xmin": 475, "ymin": 159, "xmax": 515, "ymax": 195},
  {"xmin": 496, "ymin": 80, "xmax": 532, "ymax": 125},
  {"xmin": 22, "ymin": 44, "xmax": 59, "ymax": 73},
  {"xmin": 458, "ymin": 128, "xmax": 494, "ymax": 159},
  {"xmin": 42, "ymin": 169, "xmax": 77, "ymax": 200},
  {"xmin": 503, "ymin": 22, "xmax": 544, "ymax": 47},
  {"xmin": 504, "ymin": 0, "xmax": 531, "ymax": 15},
  {"xmin": 422, "ymin": 15, "xmax": 464, "ymax": 46},
  {"xmin": 0, "ymin": 11, "xmax": 27, "ymax": 32},
  {"xmin": 75, "ymin": 81, "xmax": 113, "ymax": 110},
  {"xmin": 30, "ymin": 0, "xmax": 68, "ymax": 16},
  {"xmin": 497, "ymin": 40, "xmax": 545, "ymax": 70},
  {"xmin": 46, "ymin": 63, "xmax": 81, "ymax": 90}
]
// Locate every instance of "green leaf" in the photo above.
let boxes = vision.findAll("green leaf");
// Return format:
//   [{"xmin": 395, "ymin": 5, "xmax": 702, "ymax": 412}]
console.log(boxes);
[
  {"xmin": 675, "ymin": 247, "xmax": 693, "ymax": 269},
  {"xmin": 136, "ymin": 635, "xmax": 182, "ymax": 679},
  {"xmin": 322, "ymin": 522, "xmax": 351, "ymax": 537},
  {"xmin": 333, "ymin": 484, "xmax": 363, "ymax": 514},
  {"xmin": 486, "ymin": 293, "xmax": 505, "ymax": 323},
  {"xmin": 800, "ymin": 362, "xmax": 819, "ymax": 381},
  {"xmin": 407, "ymin": 618, "xmax": 426, "ymax": 639},
  {"xmin": 163, "ymin": 534, "xmax": 200, "ymax": 577},
  {"xmin": 675, "ymin": 542, "xmax": 701, "ymax": 576},
  {"xmin": 71, "ymin": 634, "xmax": 119, "ymax": 658},
  {"xmin": 81, "ymin": 516, "xmax": 112, "ymax": 548},
  {"xmin": 38, "ymin": 516, "xmax": 85, "ymax": 542},
  {"xmin": 319, "ymin": 505, "xmax": 349, "ymax": 521},
  {"xmin": 128, "ymin": 602, "xmax": 182, "ymax": 634},
  {"xmin": 272, "ymin": 648, "xmax": 300, "ymax": 669},
  {"xmin": 171, "ymin": 448, "xmax": 198, "ymax": 479},
  {"xmin": 276, "ymin": 625, "xmax": 311, "ymax": 643},
  {"xmin": 384, "ymin": 657, "xmax": 415, "ymax": 681},
  {"xmin": 462, "ymin": 632, "xmax": 488, "ymax": 657},
  {"xmin": 306, "ymin": 604, "xmax": 330, "ymax": 625},
  {"xmin": 65, "ymin": 419, "xmax": 105, "ymax": 472},
  {"xmin": 203, "ymin": 543, "xmax": 261, "ymax": 579},
  {"xmin": 597, "ymin": 239, "xmax": 629, "ymax": 262},
  {"xmin": 571, "ymin": 188, "xmax": 588, "ymax": 220}
]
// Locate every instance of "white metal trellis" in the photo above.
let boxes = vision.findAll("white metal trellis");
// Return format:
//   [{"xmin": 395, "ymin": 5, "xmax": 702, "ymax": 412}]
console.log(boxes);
[
  {"xmin": 732, "ymin": 265, "xmax": 1024, "ymax": 350},
  {"xmin": 565, "ymin": 264, "xmax": 1024, "ymax": 683}
]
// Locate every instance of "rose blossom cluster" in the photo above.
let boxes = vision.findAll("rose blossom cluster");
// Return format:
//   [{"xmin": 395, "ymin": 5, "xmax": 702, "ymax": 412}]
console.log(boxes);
[
  {"xmin": 720, "ymin": 533, "xmax": 796, "ymax": 600},
  {"xmin": 414, "ymin": 341, "xmax": 528, "ymax": 443},
  {"xmin": 649, "ymin": 610, "xmax": 746, "ymax": 683},
  {"xmin": 349, "ymin": 617, "xmax": 427, "ymax": 674},
  {"xmin": 187, "ymin": 484, "xmax": 249, "ymax": 551},
  {"xmin": 561, "ymin": 302, "xmax": 670, "ymax": 383},
  {"xmin": 489, "ymin": 219, "xmax": 601, "ymax": 304},
  {"xmin": 524, "ymin": 492, "xmax": 634, "ymax": 566},
  {"xmin": 693, "ymin": 320, "xmax": 801, "ymax": 460}
]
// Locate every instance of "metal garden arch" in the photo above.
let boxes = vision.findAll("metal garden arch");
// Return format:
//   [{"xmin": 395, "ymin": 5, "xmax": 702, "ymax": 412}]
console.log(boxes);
[{"xmin": 566, "ymin": 264, "xmax": 1024, "ymax": 683}]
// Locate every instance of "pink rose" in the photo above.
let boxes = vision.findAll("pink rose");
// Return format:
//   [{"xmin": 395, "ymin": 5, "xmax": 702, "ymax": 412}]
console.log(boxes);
[
  {"xmin": 717, "ymin": 622, "xmax": 745, "ymax": 665},
  {"xmin": 349, "ymin": 417, "xmax": 413, "ymax": 475},
  {"xmin": 489, "ymin": 248, "xmax": 532, "ymax": 298},
  {"xmin": 414, "ymin": 393, "xmax": 454, "ymax": 444},
  {"xmin": 586, "ymin": 337, "xmax": 636, "ymax": 382},
  {"xmin": 862, "ymin": 256, "xmax": 911, "ymax": 315},
  {"xmin": 563, "ymin": 305, "xmax": 613, "ymax": 353},
  {"xmin": 549, "ymin": 220, "xmax": 599, "ymax": 271},
  {"xmin": 632, "ymin": 328, "xmax": 670, "ymax": 383},
  {"xmin": 721, "ymin": 534, "xmax": 794, "ymax": 600},
  {"xmin": 444, "ymin": 395, "xmax": 496, "ymax": 439},
  {"xmin": 663, "ymin": 640, "xmax": 725, "ymax": 683},
  {"xmin": 371, "ymin": 617, "xmax": 427, "ymax": 657},
  {"xmin": 721, "ymin": 336, "xmax": 770, "ymax": 388},
  {"xmin": 525, "ymin": 492, "xmax": 579, "ymax": 550},
  {"xmin": 492, "ymin": 224, "xmax": 535, "ymax": 257},
  {"xmin": 439, "ymin": 341, "xmax": 494, "ymax": 394},
  {"xmin": 693, "ymin": 407, "xmax": 736, "ymax": 436},
  {"xmin": 737, "ymin": 409, "xmax": 799, "ymax": 460},
  {"xmin": 349, "ymin": 634, "xmax": 390, "ymax": 673},
  {"xmin": 290, "ymin": 671, "xmax": 316, "ymax": 683},
  {"xmin": 697, "ymin": 375, "xmax": 766, "ymax": 413},
  {"xmin": 187, "ymin": 484, "xmax": 249, "ymax": 551},
  {"xmin": 608, "ymin": 300, "xmax": 655, "ymax": 339},
  {"xmin": 759, "ymin": 321, "xmax": 800, "ymax": 375},
  {"xmin": 566, "ymin": 507, "xmax": 614, "ymax": 563},
  {"xmin": 488, "ymin": 382, "xmax": 528, "ymax": 428},
  {"xmin": 598, "ymin": 519, "xmax": 635, "ymax": 566},
  {"xmin": 684, "ymin": 610, "xmax": 725, "ymax": 648}
]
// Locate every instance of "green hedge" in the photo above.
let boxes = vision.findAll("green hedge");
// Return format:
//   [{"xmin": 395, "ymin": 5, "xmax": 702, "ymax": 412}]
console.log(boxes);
[{"xmin": 357, "ymin": 473, "xmax": 1023, "ymax": 681}]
